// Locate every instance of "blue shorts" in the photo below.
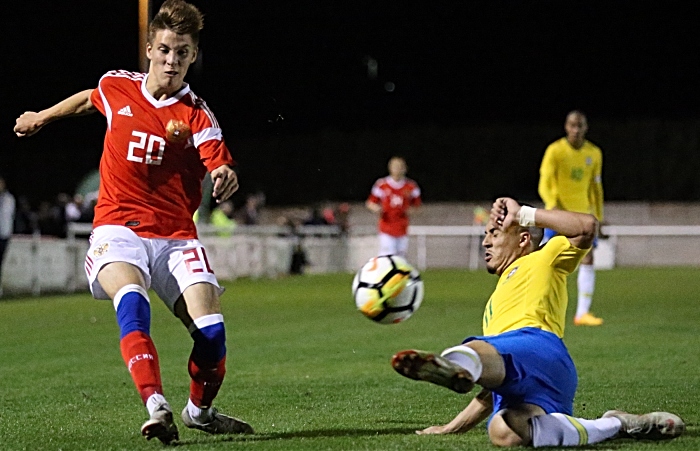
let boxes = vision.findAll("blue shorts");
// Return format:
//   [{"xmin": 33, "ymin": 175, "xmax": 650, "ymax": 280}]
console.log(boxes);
[
  {"xmin": 463, "ymin": 327, "xmax": 577, "ymax": 416},
  {"xmin": 543, "ymin": 228, "xmax": 597, "ymax": 248}
]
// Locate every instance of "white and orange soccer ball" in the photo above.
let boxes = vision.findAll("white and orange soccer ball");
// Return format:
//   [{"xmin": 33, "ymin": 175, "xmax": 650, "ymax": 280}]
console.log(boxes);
[{"xmin": 352, "ymin": 255, "xmax": 424, "ymax": 324}]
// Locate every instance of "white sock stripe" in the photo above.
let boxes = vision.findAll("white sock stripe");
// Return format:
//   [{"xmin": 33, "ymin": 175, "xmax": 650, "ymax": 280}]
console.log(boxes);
[
  {"xmin": 113, "ymin": 284, "xmax": 149, "ymax": 311},
  {"xmin": 440, "ymin": 344, "xmax": 484, "ymax": 381},
  {"xmin": 533, "ymin": 412, "xmax": 622, "ymax": 447},
  {"xmin": 188, "ymin": 313, "xmax": 224, "ymax": 333},
  {"xmin": 145, "ymin": 393, "xmax": 170, "ymax": 416}
]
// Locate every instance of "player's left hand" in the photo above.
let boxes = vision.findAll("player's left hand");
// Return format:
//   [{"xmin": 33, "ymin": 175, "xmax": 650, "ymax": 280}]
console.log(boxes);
[{"xmin": 211, "ymin": 165, "xmax": 239, "ymax": 202}]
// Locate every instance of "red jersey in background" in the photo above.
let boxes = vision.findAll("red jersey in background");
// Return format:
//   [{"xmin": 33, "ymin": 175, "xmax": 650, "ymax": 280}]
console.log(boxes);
[{"xmin": 367, "ymin": 177, "xmax": 421, "ymax": 237}]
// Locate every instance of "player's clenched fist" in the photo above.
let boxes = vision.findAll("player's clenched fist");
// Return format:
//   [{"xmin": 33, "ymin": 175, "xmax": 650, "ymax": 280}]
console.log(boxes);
[{"xmin": 14, "ymin": 111, "xmax": 44, "ymax": 137}]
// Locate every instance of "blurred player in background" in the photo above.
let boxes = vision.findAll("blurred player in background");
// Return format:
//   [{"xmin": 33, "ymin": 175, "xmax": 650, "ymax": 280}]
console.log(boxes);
[
  {"xmin": 538, "ymin": 110, "xmax": 605, "ymax": 326},
  {"xmin": 14, "ymin": 0, "xmax": 252, "ymax": 444},
  {"xmin": 0, "ymin": 176, "xmax": 15, "ymax": 298},
  {"xmin": 366, "ymin": 156, "xmax": 421, "ymax": 257},
  {"xmin": 391, "ymin": 197, "xmax": 684, "ymax": 447}
]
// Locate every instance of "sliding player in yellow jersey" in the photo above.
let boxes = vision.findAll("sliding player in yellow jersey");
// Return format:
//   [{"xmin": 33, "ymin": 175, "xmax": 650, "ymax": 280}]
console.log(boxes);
[
  {"xmin": 538, "ymin": 110, "xmax": 604, "ymax": 326},
  {"xmin": 390, "ymin": 198, "xmax": 684, "ymax": 447}
]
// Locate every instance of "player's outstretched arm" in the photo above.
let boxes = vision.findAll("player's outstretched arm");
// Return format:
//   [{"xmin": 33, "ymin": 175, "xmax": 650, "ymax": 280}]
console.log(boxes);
[
  {"xmin": 14, "ymin": 89, "xmax": 96, "ymax": 137},
  {"xmin": 417, "ymin": 388, "xmax": 493, "ymax": 435},
  {"xmin": 210, "ymin": 164, "xmax": 239, "ymax": 203},
  {"xmin": 491, "ymin": 197, "xmax": 597, "ymax": 249}
]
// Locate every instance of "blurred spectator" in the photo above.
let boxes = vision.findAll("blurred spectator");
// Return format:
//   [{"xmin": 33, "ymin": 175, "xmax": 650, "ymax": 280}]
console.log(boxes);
[
  {"xmin": 322, "ymin": 206, "xmax": 336, "ymax": 225},
  {"xmin": 276, "ymin": 215, "xmax": 299, "ymax": 237},
  {"xmin": 289, "ymin": 242, "xmax": 309, "ymax": 275},
  {"xmin": 274, "ymin": 214, "xmax": 309, "ymax": 274},
  {"xmin": 473, "ymin": 206, "xmax": 489, "ymax": 225},
  {"xmin": 304, "ymin": 205, "xmax": 330, "ymax": 226},
  {"xmin": 240, "ymin": 192, "xmax": 265, "ymax": 225},
  {"xmin": 65, "ymin": 193, "xmax": 85, "ymax": 223},
  {"xmin": 13, "ymin": 196, "xmax": 37, "ymax": 235},
  {"xmin": 336, "ymin": 202, "xmax": 350, "ymax": 234},
  {"xmin": 210, "ymin": 200, "xmax": 237, "ymax": 236},
  {"xmin": 0, "ymin": 176, "xmax": 16, "ymax": 297},
  {"xmin": 79, "ymin": 195, "xmax": 97, "ymax": 223},
  {"xmin": 37, "ymin": 200, "xmax": 64, "ymax": 237},
  {"xmin": 53, "ymin": 193, "xmax": 70, "ymax": 238}
]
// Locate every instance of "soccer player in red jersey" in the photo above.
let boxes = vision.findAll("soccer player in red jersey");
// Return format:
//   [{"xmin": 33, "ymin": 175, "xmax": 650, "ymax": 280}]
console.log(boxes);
[
  {"xmin": 366, "ymin": 156, "xmax": 422, "ymax": 257},
  {"xmin": 14, "ymin": 0, "xmax": 252, "ymax": 444}
]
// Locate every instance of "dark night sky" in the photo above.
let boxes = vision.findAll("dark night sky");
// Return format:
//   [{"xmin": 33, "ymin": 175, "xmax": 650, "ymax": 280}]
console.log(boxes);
[{"xmin": 3, "ymin": 0, "xmax": 699, "ymax": 204}]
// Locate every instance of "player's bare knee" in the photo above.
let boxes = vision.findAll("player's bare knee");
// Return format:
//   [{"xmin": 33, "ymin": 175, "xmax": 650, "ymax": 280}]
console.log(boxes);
[
  {"xmin": 97, "ymin": 262, "xmax": 147, "ymax": 299},
  {"xmin": 488, "ymin": 415, "xmax": 526, "ymax": 447}
]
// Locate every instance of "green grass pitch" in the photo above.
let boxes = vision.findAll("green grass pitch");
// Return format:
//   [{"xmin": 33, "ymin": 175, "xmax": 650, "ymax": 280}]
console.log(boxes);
[{"xmin": 0, "ymin": 267, "xmax": 698, "ymax": 450}]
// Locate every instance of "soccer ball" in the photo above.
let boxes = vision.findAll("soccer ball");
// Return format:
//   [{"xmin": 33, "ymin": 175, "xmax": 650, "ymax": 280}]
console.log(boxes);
[{"xmin": 352, "ymin": 255, "xmax": 424, "ymax": 324}]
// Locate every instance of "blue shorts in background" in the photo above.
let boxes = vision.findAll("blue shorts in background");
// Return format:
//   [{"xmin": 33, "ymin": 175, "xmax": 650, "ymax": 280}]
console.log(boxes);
[
  {"xmin": 542, "ymin": 228, "xmax": 598, "ymax": 248},
  {"xmin": 463, "ymin": 327, "xmax": 577, "ymax": 416}
]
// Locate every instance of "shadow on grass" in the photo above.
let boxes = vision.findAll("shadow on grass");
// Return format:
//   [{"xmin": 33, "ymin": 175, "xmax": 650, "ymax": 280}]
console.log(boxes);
[
  {"xmin": 174, "ymin": 428, "xmax": 698, "ymax": 448},
  {"xmin": 175, "ymin": 427, "xmax": 420, "ymax": 445},
  {"xmin": 679, "ymin": 425, "xmax": 700, "ymax": 438}
]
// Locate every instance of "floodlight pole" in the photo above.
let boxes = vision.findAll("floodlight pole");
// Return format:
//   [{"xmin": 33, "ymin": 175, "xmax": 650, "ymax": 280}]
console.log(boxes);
[{"xmin": 138, "ymin": 0, "xmax": 152, "ymax": 73}]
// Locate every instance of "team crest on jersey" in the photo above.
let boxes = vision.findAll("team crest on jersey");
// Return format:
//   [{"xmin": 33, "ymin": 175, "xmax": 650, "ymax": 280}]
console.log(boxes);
[
  {"xmin": 585, "ymin": 156, "xmax": 592, "ymax": 166},
  {"xmin": 93, "ymin": 243, "xmax": 110, "ymax": 258}
]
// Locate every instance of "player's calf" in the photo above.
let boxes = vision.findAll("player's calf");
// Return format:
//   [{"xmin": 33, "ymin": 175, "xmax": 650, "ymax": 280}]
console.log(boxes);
[
  {"xmin": 187, "ymin": 314, "xmax": 227, "ymax": 409},
  {"xmin": 182, "ymin": 313, "xmax": 254, "ymax": 435}
]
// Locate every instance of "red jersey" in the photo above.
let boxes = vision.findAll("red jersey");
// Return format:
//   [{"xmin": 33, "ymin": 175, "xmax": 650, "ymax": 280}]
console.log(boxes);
[
  {"xmin": 367, "ymin": 177, "xmax": 422, "ymax": 237},
  {"xmin": 89, "ymin": 70, "xmax": 234, "ymax": 239}
]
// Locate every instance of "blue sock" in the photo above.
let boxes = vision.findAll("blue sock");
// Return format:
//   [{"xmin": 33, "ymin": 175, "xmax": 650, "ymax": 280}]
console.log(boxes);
[
  {"xmin": 190, "ymin": 314, "xmax": 226, "ymax": 362},
  {"xmin": 114, "ymin": 284, "xmax": 151, "ymax": 338}
]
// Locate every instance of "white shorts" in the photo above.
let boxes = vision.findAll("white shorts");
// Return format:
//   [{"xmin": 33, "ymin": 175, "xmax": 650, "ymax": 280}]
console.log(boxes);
[
  {"xmin": 85, "ymin": 225, "xmax": 223, "ymax": 311},
  {"xmin": 378, "ymin": 233, "xmax": 409, "ymax": 257}
]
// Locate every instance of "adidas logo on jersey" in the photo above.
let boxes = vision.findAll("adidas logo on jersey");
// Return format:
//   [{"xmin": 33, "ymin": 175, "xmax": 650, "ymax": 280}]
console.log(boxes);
[{"xmin": 117, "ymin": 105, "xmax": 133, "ymax": 117}]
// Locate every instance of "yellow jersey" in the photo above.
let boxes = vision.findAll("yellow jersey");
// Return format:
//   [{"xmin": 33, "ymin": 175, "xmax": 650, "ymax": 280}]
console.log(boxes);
[
  {"xmin": 482, "ymin": 236, "xmax": 589, "ymax": 338},
  {"xmin": 538, "ymin": 138, "xmax": 604, "ymax": 221}
]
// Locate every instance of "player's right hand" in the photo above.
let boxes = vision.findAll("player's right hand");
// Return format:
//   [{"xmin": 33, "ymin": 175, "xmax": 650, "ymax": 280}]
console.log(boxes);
[
  {"xmin": 14, "ymin": 111, "xmax": 44, "ymax": 137},
  {"xmin": 490, "ymin": 197, "xmax": 519, "ymax": 230},
  {"xmin": 416, "ymin": 424, "xmax": 457, "ymax": 435}
]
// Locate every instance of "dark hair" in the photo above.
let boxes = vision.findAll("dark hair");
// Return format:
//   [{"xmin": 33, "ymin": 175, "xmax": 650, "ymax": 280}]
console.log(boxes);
[
  {"xmin": 567, "ymin": 109, "xmax": 587, "ymax": 121},
  {"xmin": 149, "ymin": 0, "xmax": 204, "ymax": 45}
]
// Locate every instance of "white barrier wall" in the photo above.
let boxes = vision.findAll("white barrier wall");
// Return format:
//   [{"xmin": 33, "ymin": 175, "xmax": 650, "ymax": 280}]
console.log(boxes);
[
  {"xmin": 2, "ymin": 236, "xmax": 89, "ymax": 295},
  {"xmin": 200, "ymin": 235, "xmax": 292, "ymax": 279},
  {"xmin": 0, "ymin": 223, "xmax": 697, "ymax": 296}
]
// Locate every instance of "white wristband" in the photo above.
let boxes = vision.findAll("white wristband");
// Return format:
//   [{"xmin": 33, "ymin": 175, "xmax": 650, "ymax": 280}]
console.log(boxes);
[{"xmin": 517, "ymin": 206, "xmax": 537, "ymax": 227}]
